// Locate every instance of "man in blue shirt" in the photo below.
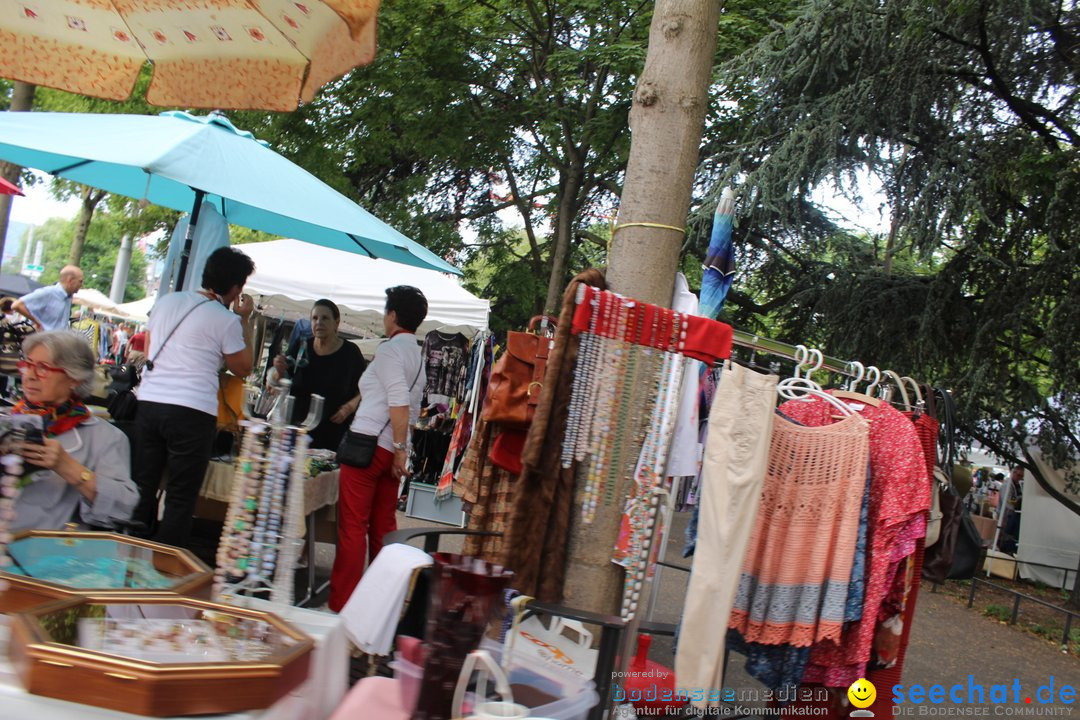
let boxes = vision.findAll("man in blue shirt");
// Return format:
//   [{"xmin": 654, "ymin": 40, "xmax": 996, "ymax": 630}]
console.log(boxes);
[{"xmin": 13, "ymin": 265, "xmax": 83, "ymax": 332}]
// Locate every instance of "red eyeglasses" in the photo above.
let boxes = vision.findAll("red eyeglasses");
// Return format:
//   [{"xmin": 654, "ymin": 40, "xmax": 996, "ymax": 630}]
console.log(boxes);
[{"xmin": 16, "ymin": 359, "xmax": 70, "ymax": 380}]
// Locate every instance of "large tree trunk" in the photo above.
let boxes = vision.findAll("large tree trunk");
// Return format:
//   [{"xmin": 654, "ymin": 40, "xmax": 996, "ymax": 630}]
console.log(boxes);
[
  {"xmin": 68, "ymin": 187, "xmax": 107, "ymax": 266},
  {"xmin": 544, "ymin": 166, "xmax": 583, "ymax": 312},
  {"xmin": 560, "ymin": 0, "xmax": 722, "ymax": 616},
  {"xmin": 0, "ymin": 82, "xmax": 36, "ymax": 264}
]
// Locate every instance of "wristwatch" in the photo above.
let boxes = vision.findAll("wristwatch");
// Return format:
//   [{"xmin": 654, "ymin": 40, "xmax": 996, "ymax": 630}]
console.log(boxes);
[
  {"xmin": 392, "ymin": 441, "xmax": 408, "ymax": 452},
  {"xmin": 76, "ymin": 467, "xmax": 94, "ymax": 486}
]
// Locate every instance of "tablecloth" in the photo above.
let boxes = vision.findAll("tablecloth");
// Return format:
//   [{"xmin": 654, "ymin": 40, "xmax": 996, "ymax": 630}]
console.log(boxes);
[
  {"xmin": 0, "ymin": 601, "xmax": 347, "ymax": 720},
  {"xmin": 201, "ymin": 461, "xmax": 340, "ymax": 519}
]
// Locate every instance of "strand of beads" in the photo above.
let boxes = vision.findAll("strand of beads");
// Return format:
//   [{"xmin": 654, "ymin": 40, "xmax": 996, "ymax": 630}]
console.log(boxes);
[
  {"xmin": 271, "ymin": 427, "xmax": 309, "ymax": 605},
  {"xmin": 576, "ymin": 289, "xmax": 605, "ymax": 464},
  {"xmin": 0, "ymin": 453, "xmax": 23, "ymax": 592},
  {"xmin": 215, "ymin": 421, "xmax": 267, "ymax": 598},
  {"xmin": 602, "ymin": 298, "xmax": 633, "ymax": 501},
  {"xmin": 251, "ymin": 426, "xmax": 293, "ymax": 589},
  {"xmin": 588, "ymin": 295, "xmax": 630, "ymax": 517},
  {"xmin": 621, "ymin": 489, "xmax": 663, "ymax": 620},
  {"xmin": 562, "ymin": 287, "xmax": 594, "ymax": 468},
  {"xmin": 581, "ymin": 291, "xmax": 614, "ymax": 520}
]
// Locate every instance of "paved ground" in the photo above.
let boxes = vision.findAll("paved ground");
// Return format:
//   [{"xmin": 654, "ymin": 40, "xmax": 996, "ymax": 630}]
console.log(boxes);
[{"xmin": 330, "ymin": 510, "xmax": 1080, "ymax": 711}]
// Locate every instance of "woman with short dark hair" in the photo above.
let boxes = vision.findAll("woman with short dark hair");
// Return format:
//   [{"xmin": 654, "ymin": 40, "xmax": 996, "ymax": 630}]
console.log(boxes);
[
  {"xmin": 328, "ymin": 286, "xmax": 427, "ymax": 612},
  {"xmin": 270, "ymin": 299, "xmax": 366, "ymax": 449},
  {"xmin": 12, "ymin": 330, "xmax": 137, "ymax": 530},
  {"xmin": 132, "ymin": 246, "xmax": 256, "ymax": 549}
]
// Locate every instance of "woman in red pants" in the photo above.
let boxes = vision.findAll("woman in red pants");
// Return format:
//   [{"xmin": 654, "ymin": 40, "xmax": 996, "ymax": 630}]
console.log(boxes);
[{"xmin": 328, "ymin": 286, "xmax": 427, "ymax": 612}]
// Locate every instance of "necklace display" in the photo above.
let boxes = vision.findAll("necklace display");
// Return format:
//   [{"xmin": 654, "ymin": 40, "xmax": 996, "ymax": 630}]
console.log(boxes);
[
  {"xmin": 563, "ymin": 284, "xmax": 732, "ymax": 620},
  {"xmin": 214, "ymin": 419, "xmax": 309, "ymax": 606},
  {"xmin": 0, "ymin": 452, "xmax": 23, "ymax": 591}
]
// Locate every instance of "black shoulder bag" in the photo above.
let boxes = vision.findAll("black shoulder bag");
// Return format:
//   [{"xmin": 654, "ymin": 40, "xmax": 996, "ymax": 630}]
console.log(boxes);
[{"xmin": 336, "ymin": 362, "xmax": 423, "ymax": 468}]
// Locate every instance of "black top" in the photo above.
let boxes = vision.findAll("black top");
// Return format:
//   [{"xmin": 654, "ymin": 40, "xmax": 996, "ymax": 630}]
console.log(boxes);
[{"xmin": 288, "ymin": 338, "xmax": 367, "ymax": 450}]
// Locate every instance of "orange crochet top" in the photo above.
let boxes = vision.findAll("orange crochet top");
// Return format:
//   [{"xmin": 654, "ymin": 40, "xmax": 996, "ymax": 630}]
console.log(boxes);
[{"xmin": 728, "ymin": 411, "xmax": 870, "ymax": 647}]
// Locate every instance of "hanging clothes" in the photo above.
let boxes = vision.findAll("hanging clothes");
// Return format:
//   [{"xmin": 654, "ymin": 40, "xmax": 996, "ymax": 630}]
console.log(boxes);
[
  {"xmin": 159, "ymin": 202, "xmax": 230, "ymax": 295},
  {"xmin": 501, "ymin": 268, "xmax": 606, "ymax": 602},
  {"xmin": 675, "ymin": 362, "xmax": 778, "ymax": 709},
  {"xmin": 71, "ymin": 317, "xmax": 101, "ymax": 357},
  {"xmin": 723, "ymin": 413, "xmax": 871, "ymax": 694},
  {"xmin": 436, "ymin": 334, "xmax": 494, "ymax": 500},
  {"xmin": 666, "ymin": 273, "xmax": 704, "ymax": 478},
  {"xmin": 863, "ymin": 410, "xmax": 939, "ymax": 702},
  {"xmin": 778, "ymin": 397, "xmax": 930, "ymax": 688},
  {"xmin": 422, "ymin": 330, "xmax": 470, "ymax": 402},
  {"xmin": 454, "ymin": 419, "xmax": 516, "ymax": 563},
  {"xmin": 728, "ymin": 411, "xmax": 869, "ymax": 647}
]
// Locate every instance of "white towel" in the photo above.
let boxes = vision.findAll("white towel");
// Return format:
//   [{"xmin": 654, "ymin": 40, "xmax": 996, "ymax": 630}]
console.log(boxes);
[{"xmin": 340, "ymin": 543, "xmax": 433, "ymax": 656}]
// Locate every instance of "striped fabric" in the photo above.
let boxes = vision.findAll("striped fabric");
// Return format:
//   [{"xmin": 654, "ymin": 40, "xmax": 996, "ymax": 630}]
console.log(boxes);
[{"xmin": 729, "ymin": 413, "xmax": 870, "ymax": 647}]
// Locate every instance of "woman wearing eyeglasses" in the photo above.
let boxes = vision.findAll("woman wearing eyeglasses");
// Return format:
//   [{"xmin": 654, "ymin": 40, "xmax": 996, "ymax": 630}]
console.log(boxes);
[
  {"xmin": 10, "ymin": 330, "xmax": 138, "ymax": 531},
  {"xmin": 270, "ymin": 299, "xmax": 367, "ymax": 450}
]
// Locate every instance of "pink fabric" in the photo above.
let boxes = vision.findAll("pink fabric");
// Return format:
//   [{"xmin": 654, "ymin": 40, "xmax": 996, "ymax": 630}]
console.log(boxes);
[
  {"xmin": 778, "ymin": 397, "xmax": 929, "ymax": 686},
  {"xmin": 329, "ymin": 446, "xmax": 400, "ymax": 612},
  {"xmin": 329, "ymin": 677, "xmax": 409, "ymax": 720}
]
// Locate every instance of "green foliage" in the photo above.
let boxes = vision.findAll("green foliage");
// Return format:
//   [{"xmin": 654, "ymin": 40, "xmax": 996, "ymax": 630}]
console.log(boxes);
[
  {"xmin": 983, "ymin": 604, "xmax": 1011, "ymax": 623},
  {"xmin": 32, "ymin": 215, "xmax": 147, "ymax": 303},
  {"xmin": 229, "ymin": 226, "xmax": 277, "ymax": 246},
  {"xmin": 463, "ymin": 229, "xmax": 548, "ymax": 336},
  {"xmin": 701, "ymin": 0, "xmax": 1080, "ymax": 486}
]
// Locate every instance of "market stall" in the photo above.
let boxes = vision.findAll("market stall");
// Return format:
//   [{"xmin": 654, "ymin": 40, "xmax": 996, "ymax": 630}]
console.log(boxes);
[{"xmin": 240, "ymin": 239, "xmax": 489, "ymax": 337}]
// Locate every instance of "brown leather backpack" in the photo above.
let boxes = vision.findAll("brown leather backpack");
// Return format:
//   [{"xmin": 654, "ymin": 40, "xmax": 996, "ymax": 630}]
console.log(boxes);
[{"xmin": 481, "ymin": 316, "xmax": 556, "ymax": 428}]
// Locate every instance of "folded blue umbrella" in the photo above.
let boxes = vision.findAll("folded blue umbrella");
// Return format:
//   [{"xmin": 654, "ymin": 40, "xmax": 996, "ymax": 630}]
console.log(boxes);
[
  {"xmin": 699, "ymin": 187, "xmax": 736, "ymax": 320},
  {"xmin": 0, "ymin": 111, "xmax": 460, "ymax": 280}
]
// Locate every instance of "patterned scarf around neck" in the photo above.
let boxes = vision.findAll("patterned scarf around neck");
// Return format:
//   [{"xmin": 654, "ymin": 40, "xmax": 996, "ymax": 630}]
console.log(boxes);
[{"xmin": 13, "ymin": 397, "xmax": 92, "ymax": 437}]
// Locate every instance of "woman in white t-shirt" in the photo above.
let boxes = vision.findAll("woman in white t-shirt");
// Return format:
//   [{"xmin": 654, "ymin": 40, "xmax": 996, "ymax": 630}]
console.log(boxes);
[
  {"xmin": 131, "ymin": 247, "xmax": 256, "ymax": 550},
  {"xmin": 328, "ymin": 286, "xmax": 427, "ymax": 612}
]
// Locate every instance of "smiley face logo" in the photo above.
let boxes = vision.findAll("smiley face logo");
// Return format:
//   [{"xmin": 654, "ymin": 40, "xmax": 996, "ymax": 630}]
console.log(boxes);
[{"xmin": 848, "ymin": 678, "xmax": 876, "ymax": 709}]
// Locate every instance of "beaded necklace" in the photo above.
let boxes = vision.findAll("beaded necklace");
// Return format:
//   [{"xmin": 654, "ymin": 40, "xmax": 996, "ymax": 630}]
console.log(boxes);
[
  {"xmin": 214, "ymin": 419, "xmax": 304, "ymax": 604},
  {"xmin": 0, "ymin": 453, "xmax": 23, "ymax": 591}
]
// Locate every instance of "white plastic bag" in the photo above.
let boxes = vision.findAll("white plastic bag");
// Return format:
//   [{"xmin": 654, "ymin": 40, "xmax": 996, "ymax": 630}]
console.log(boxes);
[{"xmin": 504, "ymin": 615, "xmax": 598, "ymax": 683}]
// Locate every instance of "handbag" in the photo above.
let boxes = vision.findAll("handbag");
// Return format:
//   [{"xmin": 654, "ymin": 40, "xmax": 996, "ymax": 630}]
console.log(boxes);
[
  {"xmin": 336, "ymin": 429, "xmax": 382, "ymax": 468},
  {"xmin": 947, "ymin": 507, "xmax": 985, "ymax": 580},
  {"xmin": 481, "ymin": 316, "xmax": 556, "ymax": 428},
  {"xmin": 922, "ymin": 387, "xmax": 976, "ymax": 582},
  {"xmin": 336, "ymin": 362, "xmax": 423, "ymax": 468},
  {"xmin": 924, "ymin": 466, "xmax": 947, "ymax": 547},
  {"xmin": 218, "ymin": 371, "xmax": 245, "ymax": 431}
]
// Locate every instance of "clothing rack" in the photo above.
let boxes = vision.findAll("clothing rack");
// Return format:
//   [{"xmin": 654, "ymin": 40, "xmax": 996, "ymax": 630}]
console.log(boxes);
[{"xmin": 729, "ymin": 329, "xmax": 858, "ymax": 378}]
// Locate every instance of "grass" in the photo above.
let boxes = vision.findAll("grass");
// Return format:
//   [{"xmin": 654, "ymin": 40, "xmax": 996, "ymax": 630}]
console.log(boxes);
[{"xmin": 936, "ymin": 577, "xmax": 1080, "ymax": 657}]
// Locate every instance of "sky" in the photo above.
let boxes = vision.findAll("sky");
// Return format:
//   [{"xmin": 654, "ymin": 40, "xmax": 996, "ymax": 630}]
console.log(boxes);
[
  {"xmin": 8, "ymin": 172, "xmax": 81, "ymax": 226},
  {"xmin": 9, "ymin": 168, "xmax": 892, "ymax": 242}
]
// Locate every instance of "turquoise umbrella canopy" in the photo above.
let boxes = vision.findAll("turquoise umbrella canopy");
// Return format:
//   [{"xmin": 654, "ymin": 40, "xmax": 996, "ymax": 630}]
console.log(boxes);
[{"xmin": 0, "ymin": 111, "xmax": 460, "ymax": 276}]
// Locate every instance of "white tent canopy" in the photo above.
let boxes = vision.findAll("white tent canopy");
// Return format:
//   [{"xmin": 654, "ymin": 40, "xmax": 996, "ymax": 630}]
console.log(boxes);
[
  {"xmin": 240, "ymin": 239, "xmax": 488, "ymax": 337},
  {"xmin": 74, "ymin": 287, "xmax": 121, "ymax": 313},
  {"xmin": 116, "ymin": 294, "xmax": 156, "ymax": 323},
  {"xmin": 1017, "ymin": 447, "xmax": 1080, "ymax": 591}
]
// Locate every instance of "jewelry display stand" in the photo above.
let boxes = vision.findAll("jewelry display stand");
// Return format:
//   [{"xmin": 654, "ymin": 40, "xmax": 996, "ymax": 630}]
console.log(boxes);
[
  {"xmin": 564, "ymin": 285, "xmax": 733, "ymax": 621},
  {"xmin": 0, "ymin": 530, "xmax": 213, "ymax": 614},
  {"xmin": 8, "ymin": 595, "xmax": 314, "ymax": 716},
  {"xmin": 213, "ymin": 385, "xmax": 324, "ymax": 611}
]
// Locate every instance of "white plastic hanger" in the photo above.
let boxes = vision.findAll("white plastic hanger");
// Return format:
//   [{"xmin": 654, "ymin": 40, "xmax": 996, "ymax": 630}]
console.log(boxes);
[
  {"xmin": 833, "ymin": 361, "xmax": 882, "ymax": 408},
  {"xmin": 776, "ymin": 346, "xmax": 856, "ymax": 417}
]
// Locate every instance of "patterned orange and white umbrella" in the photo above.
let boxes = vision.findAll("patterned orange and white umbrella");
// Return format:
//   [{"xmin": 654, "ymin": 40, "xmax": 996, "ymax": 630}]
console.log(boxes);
[{"xmin": 0, "ymin": 0, "xmax": 379, "ymax": 112}]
